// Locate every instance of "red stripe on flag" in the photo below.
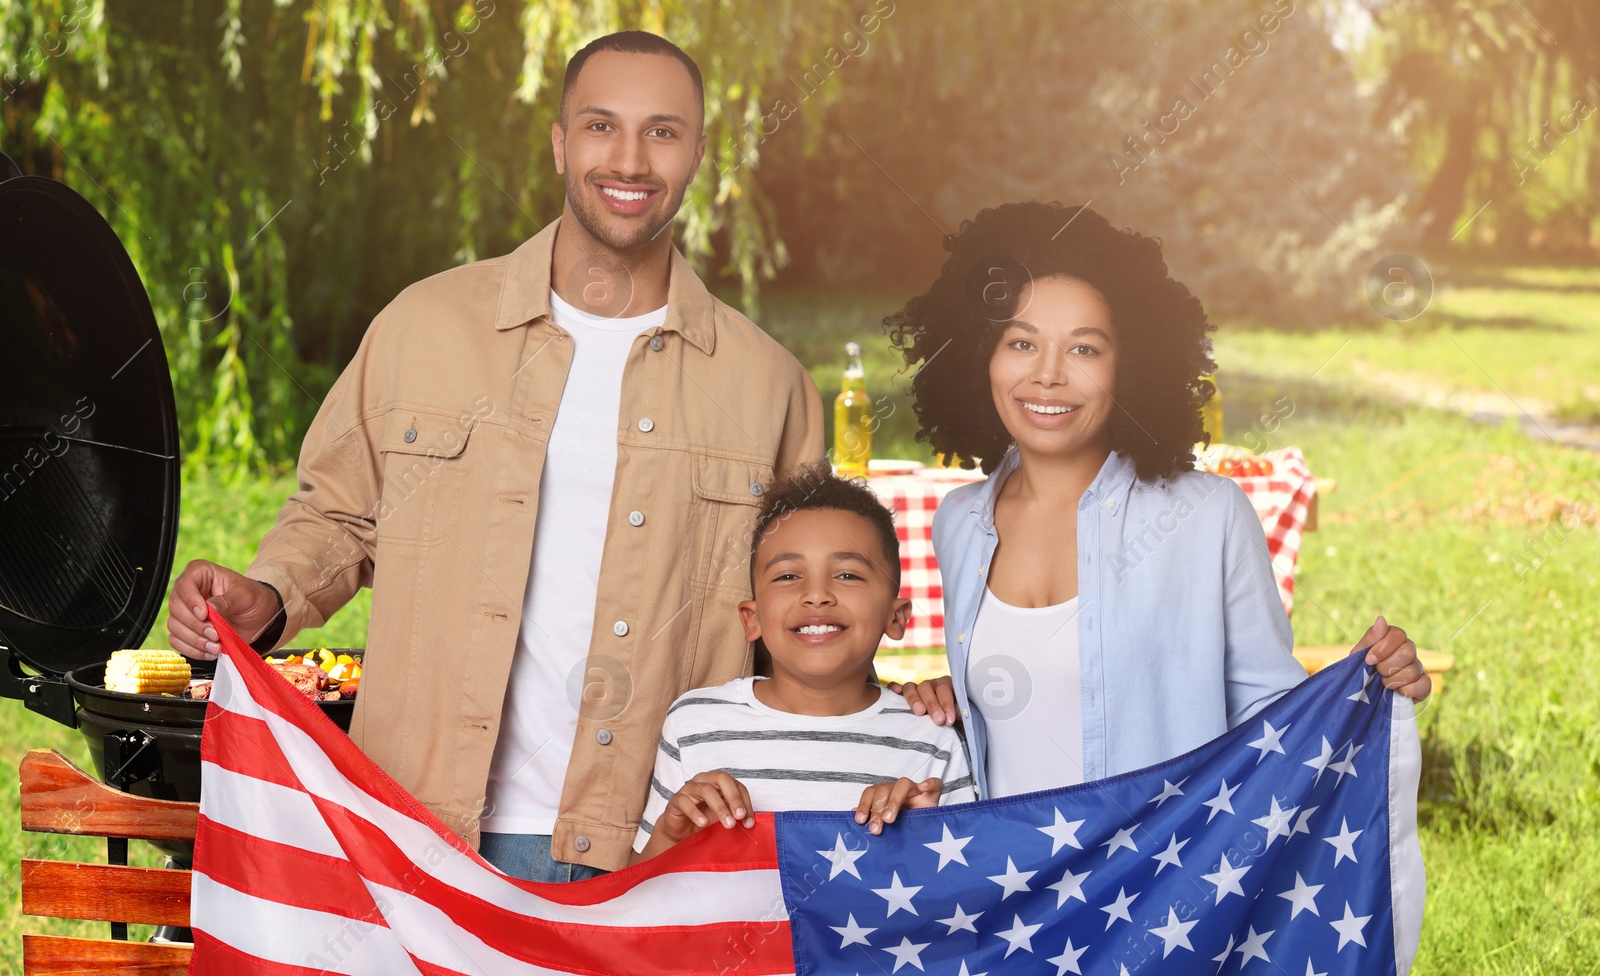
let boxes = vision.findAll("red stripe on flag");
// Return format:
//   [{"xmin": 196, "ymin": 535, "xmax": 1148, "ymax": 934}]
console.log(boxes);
[
  {"xmin": 190, "ymin": 930, "xmax": 428, "ymax": 976},
  {"xmin": 308, "ymin": 797, "xmax": 795, "ymax": 975},
  {"xmin": 200, "ymin": 704, "xmax": 303, "ymax": 792},
  {"xmin": 195, "ymin": 815, "xmax": 386, "ymax": 925}
]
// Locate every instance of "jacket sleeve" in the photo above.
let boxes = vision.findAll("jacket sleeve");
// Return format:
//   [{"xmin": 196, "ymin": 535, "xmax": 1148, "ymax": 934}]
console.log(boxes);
[
  {"xmin": 245, "ymin": 329, "xmax": 384, "ymax": 648},
  {"xmin": 773, "ymin": 363, "xmax": 826, "ymax": 478},
  {"xmin": 1219, "ymin": 481, "xmax": 1307, "ymax": 728}
]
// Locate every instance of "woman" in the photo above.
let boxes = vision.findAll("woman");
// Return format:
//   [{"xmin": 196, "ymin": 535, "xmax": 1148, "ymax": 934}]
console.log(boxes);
[{"xmin": 890, "ymin": 201, "xmax": 1429, "ymax": 799}]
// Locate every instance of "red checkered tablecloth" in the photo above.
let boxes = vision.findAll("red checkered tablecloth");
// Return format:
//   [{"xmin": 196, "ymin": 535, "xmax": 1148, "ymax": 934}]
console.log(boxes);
[{"xmin": 864, "ymin": 447, "xmax": 1318, "ymax": 651}]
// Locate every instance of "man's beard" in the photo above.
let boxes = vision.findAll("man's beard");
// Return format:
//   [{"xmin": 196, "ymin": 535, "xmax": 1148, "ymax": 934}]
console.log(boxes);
[{"xmin": 565, "ymin": 173, "xmax": 685, "ymax": 252}]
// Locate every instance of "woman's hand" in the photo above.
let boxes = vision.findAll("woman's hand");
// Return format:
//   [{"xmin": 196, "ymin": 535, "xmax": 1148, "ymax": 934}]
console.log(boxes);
[
  {"xmin": 655, "ymin": 771, "xmax": 757, "ymax": 846},
  {"xmin": 891, "ymin": 674, "xmax": 960, "ymax": 725},
  {"xmin": 854, "ymin": 777, "xmax": 942, "ymax": 835},
  {"xmin": 1352, "ymin": 615, "xmax": 1431, "ymax": 702}
]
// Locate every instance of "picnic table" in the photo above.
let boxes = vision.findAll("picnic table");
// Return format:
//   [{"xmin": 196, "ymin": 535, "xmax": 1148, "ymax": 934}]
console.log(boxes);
[{"xmin": 863, "ymin": 447, "xmax": 1326, "ymax": 651}]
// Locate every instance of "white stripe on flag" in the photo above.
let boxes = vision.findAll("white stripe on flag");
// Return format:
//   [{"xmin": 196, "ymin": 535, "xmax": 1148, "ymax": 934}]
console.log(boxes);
[
  {"xmin": 199, "ymin": 760, "xmax": 343, "ymax": 858},
  {"xmin": 209, "ymin": 654, "xmax": 791, "ymax": 929},
  {"xmin": 192, "ymin": 872, "xmax": 420, "ymax": 975},
  {"xmin": 1388, "ymin": 694, "xmax": 1426, "ymax": 971}
]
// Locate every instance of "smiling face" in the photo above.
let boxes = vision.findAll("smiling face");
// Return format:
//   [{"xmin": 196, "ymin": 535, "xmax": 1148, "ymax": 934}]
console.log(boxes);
[
  {"xmin": 552, "ymin": 50, "xmax": 706, "ymax": 252},
  {"xmin": 739, "ymin": 508, "xmax": 911, "ymax": 685},
  {"xmin": 988, "ymin": 275, "xmax": 1119, "ymax": 462}
]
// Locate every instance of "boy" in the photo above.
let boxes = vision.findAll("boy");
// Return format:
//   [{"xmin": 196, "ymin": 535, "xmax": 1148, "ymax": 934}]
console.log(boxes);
[{"xmin": 632, "ymin": 465, "xmax": 976, "ymax": 862}]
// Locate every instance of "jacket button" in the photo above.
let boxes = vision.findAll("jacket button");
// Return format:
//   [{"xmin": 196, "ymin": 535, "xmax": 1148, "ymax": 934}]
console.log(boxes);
[
  {"xmin": 613, "ymin": 620, "xmax": 629, "ymax": 637},
  {"xmin": 749, "ymin": 482, "xmax": 764, "ymax": 497},
  {"xmin": 403, "ymin": 428, "xmax": 418, "ymax": 444},
  {"xmin": 629, "ymin": 510, "xmax": 645, "ymax": 527},
  {"xmin": 573, "ymin": 835, "xmax": 590, "ymax": 853},
  {"xmin": 649, "ymin": 335, "xmax": 664, "ymax": 351},
  {"xmin": 596, "ymin": 728, "xmax": 613, "ymax": 745},
  {"xmin": 638, "ymin": 418, "xmax": 655, "ymax": 432}
]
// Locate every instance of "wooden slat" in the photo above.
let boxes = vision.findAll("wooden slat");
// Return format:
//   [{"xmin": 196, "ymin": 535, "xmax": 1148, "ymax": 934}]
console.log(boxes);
[
  {"xmin": 23, "ymin": 934, "xmax": 191, "ymax": 975},
  {"xmin": 21, "ymin": 861, "xmax": 191, "ymax": 927},
  {"xmin": 20, "ymin": 749, "xmax": 198, "ymax": 842}
]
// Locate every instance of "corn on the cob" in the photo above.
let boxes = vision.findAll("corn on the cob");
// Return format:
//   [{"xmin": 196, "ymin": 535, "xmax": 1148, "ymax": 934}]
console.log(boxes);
[{"xmin": 105, "ymin": 649, "xmax": 191, "ymax": 696}]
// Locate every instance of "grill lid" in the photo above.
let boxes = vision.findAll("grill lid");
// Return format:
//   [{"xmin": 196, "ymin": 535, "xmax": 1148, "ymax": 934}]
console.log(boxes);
[{"xmin": 0, "ymin": 152, "xmax": 181, "ymax": 676}]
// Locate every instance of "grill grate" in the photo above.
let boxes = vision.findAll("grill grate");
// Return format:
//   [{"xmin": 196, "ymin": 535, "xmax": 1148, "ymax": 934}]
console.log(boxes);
[{"xmin": 0, "ymin": 431, "xmax": 138, "ymax": 629}]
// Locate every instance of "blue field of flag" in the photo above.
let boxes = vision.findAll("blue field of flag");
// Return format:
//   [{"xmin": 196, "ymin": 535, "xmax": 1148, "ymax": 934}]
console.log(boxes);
[{"xmin": 774, "ymin": 654, "xmax": 1425, "ymax": 975}]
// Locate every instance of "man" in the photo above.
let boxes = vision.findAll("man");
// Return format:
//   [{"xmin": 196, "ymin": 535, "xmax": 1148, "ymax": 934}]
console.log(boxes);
[{"xmin": 166, "ymin": 31, "xmax": 824, "ymax": 882}]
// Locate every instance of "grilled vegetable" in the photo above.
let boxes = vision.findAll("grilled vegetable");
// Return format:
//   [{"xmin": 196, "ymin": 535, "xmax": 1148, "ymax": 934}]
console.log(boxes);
[
  {"xmin": 105, "ymin": 649, "xmax": 192, "ymax": 696},
  {"xmin": 327, "ymin": 660, "xmax": 362, "ymax": 684}
]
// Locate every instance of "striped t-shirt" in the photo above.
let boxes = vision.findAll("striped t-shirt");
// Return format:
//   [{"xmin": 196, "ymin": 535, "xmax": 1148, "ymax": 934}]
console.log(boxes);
[{"xmin": 634, "ymin": 677, "xmax": 978, "ymax": 852}]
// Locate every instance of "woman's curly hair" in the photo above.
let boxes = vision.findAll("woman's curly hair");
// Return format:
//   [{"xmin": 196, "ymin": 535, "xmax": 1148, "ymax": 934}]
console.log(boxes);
[{"xmin": 887, "ymin": 201, "xmax": 1217, "ymax": 483}]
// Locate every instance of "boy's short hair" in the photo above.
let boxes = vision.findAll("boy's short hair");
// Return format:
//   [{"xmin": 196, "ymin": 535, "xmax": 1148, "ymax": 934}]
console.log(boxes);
[{"xmin": 749, "ymin": 463, "xmax": 902, "ymax": 593}]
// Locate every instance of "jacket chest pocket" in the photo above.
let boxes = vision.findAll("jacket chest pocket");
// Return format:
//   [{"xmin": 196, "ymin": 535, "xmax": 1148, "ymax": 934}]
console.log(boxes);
[
  {"xmin": 375, "ymin": 408, "xmax": 475, "ymax": 547},
  {"xmin": 690, "ymin": 453, "xmax": 773, "ymax": 593}
]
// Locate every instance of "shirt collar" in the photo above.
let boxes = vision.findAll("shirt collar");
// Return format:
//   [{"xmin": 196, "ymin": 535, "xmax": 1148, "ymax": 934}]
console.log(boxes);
[
  {"xmin": 493, "ymin": 217, "xmax": 718, "ymax": 355},
  {"xmin": 968, "ymin": 447, "xmax": 1142, "ymax": 529}
]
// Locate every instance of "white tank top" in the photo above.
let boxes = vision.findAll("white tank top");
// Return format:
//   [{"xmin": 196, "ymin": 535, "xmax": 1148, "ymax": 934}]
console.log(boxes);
[{"xmin": 966, "ymin": 588, "xmax": 1085, "ymax": 797}]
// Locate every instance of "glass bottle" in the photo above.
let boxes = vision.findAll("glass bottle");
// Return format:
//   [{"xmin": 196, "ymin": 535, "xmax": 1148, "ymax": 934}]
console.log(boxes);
[
  {"xmin": 1200, "ymin": 372, "xmax": 1223, "ymax": 446},
  {"xmin": 834, "ymin": 341, "xmax": 873, "ymax": 477}
]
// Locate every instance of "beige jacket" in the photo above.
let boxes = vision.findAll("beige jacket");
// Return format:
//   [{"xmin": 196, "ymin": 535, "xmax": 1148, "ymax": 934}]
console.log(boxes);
[{"xmin": 248, "ymin": 219, "xmax": 824, "ymax": 869}]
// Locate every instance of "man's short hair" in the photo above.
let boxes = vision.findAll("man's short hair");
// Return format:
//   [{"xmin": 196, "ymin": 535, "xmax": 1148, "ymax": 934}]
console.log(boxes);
[
  {"xmin": 749, "ymin": 463, "xmax": 902, "ymax": 593},
  {"xmin": 560, "ymin": 30, "xmax": 704, "ymax": 124}
]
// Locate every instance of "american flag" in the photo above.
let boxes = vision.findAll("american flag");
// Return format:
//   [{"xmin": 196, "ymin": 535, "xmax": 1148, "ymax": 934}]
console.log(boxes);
[{"xmin": 190, "ymin": 612, "xmax": 1423, "ymax": 975}]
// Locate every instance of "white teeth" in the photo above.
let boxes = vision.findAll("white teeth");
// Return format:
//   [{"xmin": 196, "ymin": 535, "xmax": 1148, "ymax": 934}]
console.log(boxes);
[
  {"xmin": 1022, "ymin": 402, "xmax": 1076, "ymax": 415},
  {"xmin": 796, "ymin": 625, "xmax": 842, "ymax": 635},
  {"xmin": 602, "ymin": 186, "xmax": 649, "ymax": 202}
]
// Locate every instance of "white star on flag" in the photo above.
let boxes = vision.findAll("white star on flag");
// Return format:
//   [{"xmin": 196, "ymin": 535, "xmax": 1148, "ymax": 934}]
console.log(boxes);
[
  {"xmin": 1048, "ymin": 866, "xmax": 1091, "ymax": 908},
  {"xmin": 1303, "ymin": 737, "xmax": 1336, "ymax": 784},
  {"xmin": 1151, "ymin": 833, "xmax": 1188, "ymax": 875},
  {"xmin": 1277, "ymin": 872, "xmax": 1323, "ymax": 919},
  {"xmin": 1291, "ymin": 803, "xmax": 1320, "ymax": 838},
  {"xmin": 924, "ymin": 824, "xmax": 973, "ymax": 871},
  {"xmin": 1038, "ymin": 809, "xmax": 1085, "ymax": 854},
  {"xmin": 1331, "ymin": 902, "xmax": 1373, "ymax": 950},
  {"xmin": 1347, "ymin": 667, "xmax": 1378, "ymax": 703},
  {"xmin": 818, "ymin": 833, "xmax": 867, "ymax": 880},
  {"xmin": 936, "ymin": 904, "xmax": 982, "ymax": 935},
  {"xmin": 1099, "ymin": 823, "xmax": 1140, "ymax": 858},
  {"xmin": 1147, "ymin": 777, "xmax": 1187, "ymax": 807},
  {"xmin": 872, "ymin": 872, "xmax": 922, "ymax": 917},
  {"xmin": 1251, "ymin": 796, "xmax": 1299, "ymax": 848},
  {"xmin": 1323, "ymin": 817, "xmax": 1363, "ymax": 866},
  {"xmin": 1247, "ymin": 719, "xmax": 1290, "ymax": 762},
  {"xmin": 829, "ymin": 913, "xmax": 875, "ymax": 948},
  {"xmin": 993, "ymin": 915, "xmax": 1043, "ymax": 957},
  {"xmin": 1147, "ymin": 906, "xmax": 1198, "ymax": 957},
  {"xmin": 986, "ymin": 857, "xmax": 1036, "ymax": 900},
  {"xmin": 1201, "ymin": 853, "xmax": 1250, "ymax": 904},
  {"xmin": 1330, "ymin": 741, "xmax": 1364, "ymax": 786},
  {"xmin": 883, "ymin": 935, "xmax": 930, "ymax": 973},
  {"xmin": 1203, "ymin": 779, "xmax": 1238, "ymax": 822},
  {"xmin": 956, "ymin": 963, "xmax": 987, "ymax": 976},
  {"xmin": 1303, "ymin": 961, "xmax": 1329, "ymax": 976},
  {"xmin": 1099, "ymin": 886, "xmax": 1138, "ymax": 929},
  {"xmin": 1046, "ymin": 937, "xmax": 1088, "ymax": 974},
  {"xmin": 1212, "ymin": 934, "xmax": 1235, "ymax": 965},
  {"xmin": 1233, "ymin": 925, "xmax": 1274, "ymax": 966}
]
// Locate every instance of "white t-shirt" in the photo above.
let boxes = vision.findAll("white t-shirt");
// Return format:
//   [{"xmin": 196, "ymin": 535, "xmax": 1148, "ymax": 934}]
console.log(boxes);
[
  {"xmin": 635, "ymin": 677, "xmax": 978, "ymax": 852},
  {"xmin": 967, "ymin": 588, "xmax": 1085, "ymax": 797},
  {"xmin": 481, "ymin": 291, "xmax": 668, "ymax": 835}
]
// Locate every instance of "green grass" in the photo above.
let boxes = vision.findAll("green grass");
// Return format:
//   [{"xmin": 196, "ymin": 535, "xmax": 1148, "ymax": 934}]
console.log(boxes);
[{"xmin": 2, "ymin": 268, "xmax": 1597, "ymax": 972}]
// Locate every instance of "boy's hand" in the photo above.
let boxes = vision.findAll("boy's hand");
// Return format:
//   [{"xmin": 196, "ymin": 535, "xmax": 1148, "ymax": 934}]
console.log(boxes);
[
  {"xmin": 657, "ymin": 771, "xmax": 757, "ymax": 845},
  {"xmin": 1352, "ymin": 615, "xmax": 1431, "ymax": 702},
  {"xmin": 854, "ymin": 777, "xmax": 942, "ymax": 835},
  {"xmin": 892, "ymin": 675, "xmax": 959, "ymax": 726}
]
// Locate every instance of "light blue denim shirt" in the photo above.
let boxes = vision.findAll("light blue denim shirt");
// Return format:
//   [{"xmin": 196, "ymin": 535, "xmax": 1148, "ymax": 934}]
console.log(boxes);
[{"xmin": 934, "ymin": 448, "xmax": 1309, "ymax": 799}]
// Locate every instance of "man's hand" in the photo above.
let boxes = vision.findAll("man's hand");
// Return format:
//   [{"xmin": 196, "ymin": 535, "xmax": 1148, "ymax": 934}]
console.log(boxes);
[
  {"xmin": 892, "ymin": 674, "xmax": 959, "ymax": 726},
  {"xmin": 166, "ymin": 560, "xmax": 281, "ymax": 660},
  {"xmin": 854, "ymin": 777, "xmax": 942, "ymax": 835},
  {"xmin": 1353, "ymin": 615, "xmax": 1431, "ymax": 702},
  {"xmin": 656, "ymin": 771, "xmax": 756, "ymax": 846}
]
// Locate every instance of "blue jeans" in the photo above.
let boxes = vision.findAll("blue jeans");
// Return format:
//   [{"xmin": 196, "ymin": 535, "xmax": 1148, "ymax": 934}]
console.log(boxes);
[{"xmin": 479, "ymin": 832, "xmax": 610, "ymax": 884}]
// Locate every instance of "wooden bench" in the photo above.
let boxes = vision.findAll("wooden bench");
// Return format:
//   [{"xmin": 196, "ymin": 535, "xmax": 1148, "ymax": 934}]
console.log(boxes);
[{"xmin": 18, "ymin": 749, "xmax": 196, "ymax": 974}]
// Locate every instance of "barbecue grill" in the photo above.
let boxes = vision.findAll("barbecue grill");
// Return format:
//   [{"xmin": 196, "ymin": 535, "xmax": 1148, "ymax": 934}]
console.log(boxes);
[{"xmin": 0, "ymin": 152, "xmax": 358, "ymax": 846}]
